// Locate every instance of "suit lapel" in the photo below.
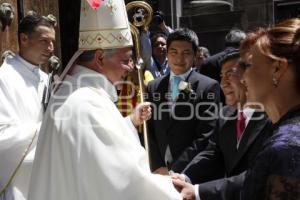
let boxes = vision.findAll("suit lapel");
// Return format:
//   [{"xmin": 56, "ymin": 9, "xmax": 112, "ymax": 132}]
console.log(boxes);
[
  {"xmin": 157, "ymin": 74, "xmax": 170, "ymax": 102},
  {"xmin": 219, "ymin": 108, "xmax": 239, "ymax": 169},
  {"xmin": 229, "ymin": 112, "xmax": 268, "ymax": 173},
  {"xmin": 157, "ymin": 74, "xmax": 173, "ymax": 131},
  {"xmin": 219, "ymin": 106, "xmax": 236, "ymax": 129}
]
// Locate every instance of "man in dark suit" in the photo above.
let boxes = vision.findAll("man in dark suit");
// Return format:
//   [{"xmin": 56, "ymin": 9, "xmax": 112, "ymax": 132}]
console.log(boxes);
[
  {"xmin": 171, "ymin": 50, "xmax": 272, "ymax": 200},
  {"xmin": 147, "ymin": 28, "xmax": 220, "ymax": 174},
  {"xmin": 199, "ymin": 29, "xmax": 246, "ymax": 104}
]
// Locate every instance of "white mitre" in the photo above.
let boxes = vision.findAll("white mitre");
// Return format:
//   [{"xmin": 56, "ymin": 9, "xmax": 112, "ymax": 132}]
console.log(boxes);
[
  {"xmin": 79, "ymin": 0, "xmax": 133, "ymax": 50},
  {"xmin": 58, "ymin": 0, "xmax": 133, "ymax": 82}
]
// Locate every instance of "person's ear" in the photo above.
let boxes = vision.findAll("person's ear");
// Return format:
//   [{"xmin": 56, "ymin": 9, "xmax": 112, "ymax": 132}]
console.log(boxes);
[
  {"xmin": 271, "ymin": 58, "xmax": 288, "ymax": 87},
  {"xmin": 272, "ymin": 58, "xmax": 288, "ymax": 80},
  {"xmin": 95, "ymin": 49, "xmax": 105, "ymax": 68},
  {"xmin": 19, "ymin": 33, "xmax": 29, "ymax": 46}
]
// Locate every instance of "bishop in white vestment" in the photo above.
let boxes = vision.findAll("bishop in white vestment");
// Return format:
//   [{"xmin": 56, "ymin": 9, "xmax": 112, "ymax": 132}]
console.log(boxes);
[
  {"xmin": 28, "ymin": 0, "xmax": 182, "ymax": 199},
  {"xmin": 28, "ymin": 65, "xmax": 181, "ymax": 200}
]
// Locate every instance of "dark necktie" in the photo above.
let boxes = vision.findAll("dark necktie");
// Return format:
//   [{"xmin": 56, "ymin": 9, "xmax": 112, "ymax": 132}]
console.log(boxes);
[{"xmin": 236, "ymin": 111, "xmax": 246, "ymax": 140}]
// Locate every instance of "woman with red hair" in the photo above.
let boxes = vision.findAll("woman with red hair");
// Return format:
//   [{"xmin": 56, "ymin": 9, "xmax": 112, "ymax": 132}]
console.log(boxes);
[{"xmin": 240, "ymin": 18, "xmax": 300, "ymax": 199}]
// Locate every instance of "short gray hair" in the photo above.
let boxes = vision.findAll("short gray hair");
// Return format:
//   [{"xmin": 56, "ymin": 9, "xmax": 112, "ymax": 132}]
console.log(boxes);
[
  {"xmin": 103, "ymin": 49, "xmax": 116, "ymax": 58},
  {"xmin": 78, "ymin": 49, "xmax": 116, "ymax": 62}
]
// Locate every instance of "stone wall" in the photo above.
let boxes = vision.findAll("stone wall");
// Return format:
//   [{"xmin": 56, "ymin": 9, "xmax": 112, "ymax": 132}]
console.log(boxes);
[{"xmin": 159, "ymin": 0, "xmax": 274, "ymax": 54}]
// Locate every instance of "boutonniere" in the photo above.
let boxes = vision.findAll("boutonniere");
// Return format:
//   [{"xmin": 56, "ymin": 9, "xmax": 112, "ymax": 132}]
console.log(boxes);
[{"xmin": 178, "ymin": 81, "xmax": 194, "ymax": 93}]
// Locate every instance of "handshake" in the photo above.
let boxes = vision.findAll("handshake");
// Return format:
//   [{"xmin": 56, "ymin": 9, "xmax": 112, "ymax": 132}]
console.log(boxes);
[
  {"xmin": 153, "ymin": 167, "xmax": 197, "ymax": 200},
  {"xmin": 171, "ymin": 172, "xmax": 196, "ymax": 200}
]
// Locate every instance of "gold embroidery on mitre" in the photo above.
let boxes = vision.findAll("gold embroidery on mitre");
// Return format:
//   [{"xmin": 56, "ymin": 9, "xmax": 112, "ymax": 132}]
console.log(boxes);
[
  {"xmin": 81, "ymin": 1, "xmax": 88, "ymax": 17},
  {"xmin": 79, "ymin": 31, "xmax": 131, "ymax": 47}
]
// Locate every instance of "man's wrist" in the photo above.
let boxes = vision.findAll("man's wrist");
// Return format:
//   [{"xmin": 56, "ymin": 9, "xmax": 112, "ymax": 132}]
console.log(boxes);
[{"xmin": 130, "ymin": 113, "xmax": 138, "ymax": 127}]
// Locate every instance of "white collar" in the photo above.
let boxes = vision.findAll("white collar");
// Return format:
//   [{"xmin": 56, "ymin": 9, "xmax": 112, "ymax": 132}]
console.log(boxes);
[
  {"xmin": 239, "ymin": 107, "xmax": 255, "ymax": 119},
  {"xmin": 70, "ymin": 65, "xmax": 118, "ymax": 102},
  {"xmin": 170, "ymin": 68, "xmax": 192, "ymax": 81},
  {"xmin": 15, "ymin": 54, "xmax": 47, "ymax": 82},
  {"xmin": 16, "ymin": 54, "xmax": 40, "ymax": 73}
]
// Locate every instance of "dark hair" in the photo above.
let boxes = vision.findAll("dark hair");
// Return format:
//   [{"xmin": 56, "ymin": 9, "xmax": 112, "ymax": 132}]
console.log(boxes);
[
  {"xmin": 167, "ymin": 28, "xmax": 199, "ymax": 53},
  {"xmin": 198, "ymin": 46, "xmax": 210, "ymax": 58},
  {"xmin": 225, "ymin": 28, "xmax": 246, "ymax": 48},
  {"xmin": 18, "ymin": 11, "xmax": 56, "ymax": 37},
  {"xmin": 152, "ymin": 11, "xmax": 165, "ymax": 25},
  {"xmin": 150, "ymin": 32, "xmax": 167, "ymax": 47},
  {"xmin": 220, "ymin": 49, "xmax": 240, "ymax": 67}
]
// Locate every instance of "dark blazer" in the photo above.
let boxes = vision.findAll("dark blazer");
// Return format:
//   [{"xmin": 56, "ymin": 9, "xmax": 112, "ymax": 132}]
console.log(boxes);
[
  {"xmin": 147, "ymin": 70, "xmax": 220, "ymax": 171},
  {"xmin": 178, "ymin": 106, "xmax": 272, "ymax": 200}
]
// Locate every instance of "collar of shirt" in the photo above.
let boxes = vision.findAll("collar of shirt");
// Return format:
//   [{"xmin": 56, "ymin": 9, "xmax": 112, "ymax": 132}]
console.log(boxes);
[
  {"xmin": 153, "ymin": 58, "xmax": 169, "ymax": 78},
  {"xmin": 70, "ymin": 65, "xmax": 118, "ymax": 103},
  {"xmin": 239, "ymin": 107, "xmax": 255, "ymax": 126},
  {"xmin": 168, "ymin": 69, "xmax": 192, "ymax": 101},
  {"xmin": 15, "ymin": 54, "xmax": 46, "ymax": 82},
  {"xmin": 16, "ymin": 54, "xmax": 40, "ymax": 73},
  {"xmin": 162, "ymin": 59, "xmax": 168, "ymax": 68},
  {"xmin": 153, "ymin": 58, "xmax": 168, "ymax": 68},
  {"xmin": 169, "ymin": 68, "xmax": 192, "ymax": 83}
]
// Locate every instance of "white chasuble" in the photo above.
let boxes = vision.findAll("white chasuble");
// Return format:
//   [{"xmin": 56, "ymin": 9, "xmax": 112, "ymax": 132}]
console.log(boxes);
[{"xmin": 28, "ymin": 65, "xmax": 181, "ymax": 200}]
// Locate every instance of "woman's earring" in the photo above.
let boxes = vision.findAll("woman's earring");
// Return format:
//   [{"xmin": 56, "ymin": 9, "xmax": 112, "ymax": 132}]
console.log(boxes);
[{"xmin": 272, "ymin": 78, "xmax": 279, "ymax": 88}]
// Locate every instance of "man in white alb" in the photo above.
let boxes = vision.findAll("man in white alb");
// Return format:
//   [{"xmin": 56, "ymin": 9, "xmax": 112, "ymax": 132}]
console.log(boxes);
[{"xmin": 0, "ymin": 12, "xmax": 56, "ymax": 199}]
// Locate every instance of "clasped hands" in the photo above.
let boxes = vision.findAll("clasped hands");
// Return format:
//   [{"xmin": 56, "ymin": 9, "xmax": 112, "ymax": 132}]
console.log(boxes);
[
  {"xmin": 153, "ymin": 167, "xmax": 196, "ymax": 200},
  {"xmin": 171, "ymin": 172, "xmax": 196, "ymax": 200}
]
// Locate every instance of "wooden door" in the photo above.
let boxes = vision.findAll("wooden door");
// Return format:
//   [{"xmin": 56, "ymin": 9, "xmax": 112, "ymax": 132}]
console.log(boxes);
[{"xmin": 0, "ymin": 0, "xmax": 18, "ymax": 58}]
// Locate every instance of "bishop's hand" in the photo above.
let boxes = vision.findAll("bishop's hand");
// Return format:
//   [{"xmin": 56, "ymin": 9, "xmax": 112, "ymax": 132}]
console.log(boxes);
[{"xmin": 130, "ymin": 102, "xmax": 151, "ymax": 127}]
